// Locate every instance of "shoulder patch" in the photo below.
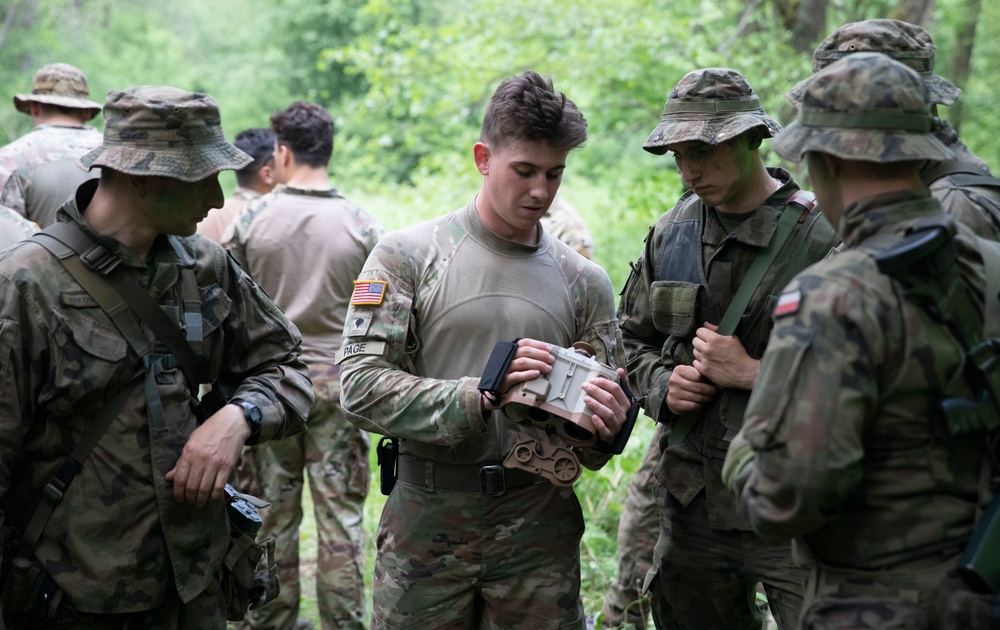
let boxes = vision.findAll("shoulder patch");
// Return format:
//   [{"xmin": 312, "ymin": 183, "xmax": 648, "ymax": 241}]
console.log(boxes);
[
  {"xmin": 773, "ymin": 289, "xmax": 802, "ymax": 318},
  {"xmin": 344, "ymin": 311, "xmax": 374, "ymax": 338},
  {"xmin": 351, "ymin": 280, "xmax": 387, "ymax": 306}
]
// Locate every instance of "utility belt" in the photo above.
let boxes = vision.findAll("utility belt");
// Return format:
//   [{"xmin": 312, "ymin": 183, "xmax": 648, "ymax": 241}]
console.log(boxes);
[
  {"xmin": 396, "ymin": 455, "xmax": 543, "ymax": 496},
  {"xmin": 0, "ymin": 527, "xmax": 73, "ymax": 628}
]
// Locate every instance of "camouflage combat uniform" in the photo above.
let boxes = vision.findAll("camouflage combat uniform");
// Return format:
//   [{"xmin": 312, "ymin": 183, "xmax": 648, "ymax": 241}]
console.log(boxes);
[
  {"xmin": 786, "ymin": 18, "xmax": 1000, "ymax": 241},
  {"xmin": 0, "ymin": 204, "xmax": 37, "ymax": 250},
  {"xmin": 540, "ymin": 194, "xmax": 595, "ymax": 259},
  {"xmin": 615, "ymin": 68, "xmax": 839, "ymax": 630},
  {"xmin": 224, "ymin": 184, "xmax": 382, "ymax": 630},
  {"xmin": 198, "ymin": 187, "xmax": 261, "ymax": 243},
  {"xmin": 0, "ymin": 124, "xmax": 102, "ymax": 227},
  {"xmin": 725, "ymin": 52, "xmax": 997, "ymax": 629},
  {"xmin": 0, "ymin": 181, "xmax": 313, "ymax": 626},
  {"xmin": 338, "ymin": 201, "xmax": 626, "ymax": 629}
]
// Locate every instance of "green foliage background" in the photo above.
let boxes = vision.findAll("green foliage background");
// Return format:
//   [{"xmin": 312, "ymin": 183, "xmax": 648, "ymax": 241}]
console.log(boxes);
[{"xmin": 3, "ymin": 0, "xmax": 997, "ymax": 625}]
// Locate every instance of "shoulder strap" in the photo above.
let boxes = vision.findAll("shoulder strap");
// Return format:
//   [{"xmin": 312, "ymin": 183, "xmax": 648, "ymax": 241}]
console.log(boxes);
[
  {"xmin": 921, "ymin": 159, "xmax": 1000, "ymax": 191},
  {"xmin": 669, "ymin": 191, "xmax": 815, "ymax": 447},
  {"xmin": 32, "ymin": 222, "xmax": 205, "ymax": 395}
]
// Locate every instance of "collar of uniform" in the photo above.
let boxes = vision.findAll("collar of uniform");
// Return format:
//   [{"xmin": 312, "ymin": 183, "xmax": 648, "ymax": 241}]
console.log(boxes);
[
  {"xmin": 840, "ymin": 187, "xmax": 940, "ymax": 248},
  {"xmin": 703, "ymin": 167, "xmax": 797, "ymax": 249},
  {"xmin": 462, "ymin": 199, "xmax": 546, "ymax": 256},
  {"xmin": 274, "ymin": 183, "xmax": 343, "ymax": 199}
]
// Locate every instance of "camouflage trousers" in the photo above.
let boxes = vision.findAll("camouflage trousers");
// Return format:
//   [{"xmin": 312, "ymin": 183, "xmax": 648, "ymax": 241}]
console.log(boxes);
[
  {"xmin": 371, "ymin": 477, "xmax": 586, "ymax": 630},
  {"xmin": 601, "ymin": 424, "xmax": 663, "ymax": 630},
  {"xmin": 646, "ymin": 487, "xmax": 806, "ymax": 630},
  {"xmin": 246, "ymin": 395, "xmax": 370, "ymax": 630},
  {"xmin": 33, "ymin": 572, "xmax": 226, "ymax": 629}
]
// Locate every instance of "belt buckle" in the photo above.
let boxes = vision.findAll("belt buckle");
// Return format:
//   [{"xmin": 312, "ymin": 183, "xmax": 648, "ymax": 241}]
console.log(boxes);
[{"xmin": 479, "ymin": 465, "xmax": 505, "ymax": 496}]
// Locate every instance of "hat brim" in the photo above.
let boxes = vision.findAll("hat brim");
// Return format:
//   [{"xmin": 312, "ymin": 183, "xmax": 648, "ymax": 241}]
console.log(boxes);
[
  {"xmin": 14, "ymin": 93, "xmax": 102, "ymax": 119},
  {"xmin": 773, "ymin": 121, "xmax": 955, "ymax": 163},
  {"xmin": 642, "ymin": 113, "xmax": 782, "ymax": 154},
  {"xmin": 787, "ymin": 73, "xmax": 960, "ymax": 108},
  {"xmin": 78, "ymin": 142, "xmax": 252, "ymax": 182}
]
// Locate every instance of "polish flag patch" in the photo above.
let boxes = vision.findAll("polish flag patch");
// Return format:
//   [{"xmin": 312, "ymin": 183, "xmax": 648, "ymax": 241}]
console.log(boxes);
[{"xmin": 773, "ymin": 289, "xmax": 802, "ymax": 318}]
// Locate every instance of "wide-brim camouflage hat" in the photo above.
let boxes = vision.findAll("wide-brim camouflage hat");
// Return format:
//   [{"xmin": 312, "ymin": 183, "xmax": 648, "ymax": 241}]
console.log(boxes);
[
  {"xmin": 643, "ymin": 68, "xmax": 781, "ymax": 154},
  {"xmin": 786, "ymin": 19, "xmax": 960, "ymax": 107},
  {"xmin": 79, "ymin": 86, "xmax": 251, "ymax": 181},
  {"xmin": 13, "ymin": 63, "xmax": 102, "ymax": 119},
  {"xmin": 774, "ymin": 52, "xmax": 954, "ymax": 164}
]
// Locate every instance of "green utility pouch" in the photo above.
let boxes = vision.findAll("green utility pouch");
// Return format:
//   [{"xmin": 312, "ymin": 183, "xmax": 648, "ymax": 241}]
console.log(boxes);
[{"xmin": 222, "ymin": 484, "xmax": 279, "ymax": 621}]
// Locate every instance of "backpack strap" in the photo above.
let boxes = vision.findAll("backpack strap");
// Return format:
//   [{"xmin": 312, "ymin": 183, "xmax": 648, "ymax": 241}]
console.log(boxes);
[{"xmin": 921, "ymin": 160, "xmax": 1000, "ymax": 191}]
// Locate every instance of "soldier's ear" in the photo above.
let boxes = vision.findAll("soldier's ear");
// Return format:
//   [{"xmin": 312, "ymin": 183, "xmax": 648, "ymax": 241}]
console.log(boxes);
[
  {"xmin": 473, "ymin": 142, "xmax": 491, "ymax": 176},
  {"xmin": 745, "ymin": 129, "xmax": 763, "ymax": 151}
]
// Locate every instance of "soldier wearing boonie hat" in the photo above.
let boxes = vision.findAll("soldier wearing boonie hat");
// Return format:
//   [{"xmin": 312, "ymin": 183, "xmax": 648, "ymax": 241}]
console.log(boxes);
[
  {"xmin": 785, "ymin": 19, "xmax": 1000, "ymax": 240},
  {"xmin": 0, "ymin": 85, "xmax": 313, "ymax": 628},
  {"xmin": 724, "ymin": 52, "xmax": 997, "ymax": 628},
  {"xmin": 0, "ymin": 63, "xmax": 104, "ymax": 227},
  {"xmin": 609, "ymin": 67, "xmax": 837, "ymax": 630}
]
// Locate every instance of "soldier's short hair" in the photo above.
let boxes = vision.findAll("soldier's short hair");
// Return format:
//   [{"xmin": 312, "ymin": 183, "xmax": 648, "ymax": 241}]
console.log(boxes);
[
  {"xmin": 480, "ymin": 71, "xmax": 587, "ymax": 153},
  {"xmin": 233, "ymin": 128, "xmax": 275, "ymax": 186},
  {"xmin": 270, "ymin": 101, "xmax": 334, "ymax": 168}
]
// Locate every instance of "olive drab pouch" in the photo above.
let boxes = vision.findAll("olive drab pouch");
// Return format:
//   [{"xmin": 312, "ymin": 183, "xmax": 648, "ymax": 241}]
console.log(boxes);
[
  {"xmin": 222, "ymin": 485, "xmax": 279, "ymax": 621},
  {"xmin": 649, "ymin": 280, "xmax": 702, "ymax": 338}
]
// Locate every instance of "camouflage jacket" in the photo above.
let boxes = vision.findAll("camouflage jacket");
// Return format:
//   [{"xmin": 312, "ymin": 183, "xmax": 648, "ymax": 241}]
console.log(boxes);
[
  {"xmin": 0, "ymin": 124, "xmax": 102, "ymax": 228},
  {"xmin": 338, "ymin": 200, "xmax": 626, "ymax": 470},
  {"xmin": 223, "ymin": 184, "xmax": 382, "ymax": 400},
  {"xmin": 0, "ymin": 182, "xmax": 313, "ymax": 613},
  {"xmin": 617, "ymin": 167, "xmax": 837, "ymax": 530},
  {"xmin": 0, "ymin": 204, "xmax": 37, "ymax": 250},
  {"xmin": 540, "ymin": 195, "xmax": 594, "ymax": 259},
  {"xmin": 921, "ymin": 121, "xmax": 1000, "ymax": 241},
  {"xmin": 733, "ymin": 189, "xmax": 988, "ymax": 583}
]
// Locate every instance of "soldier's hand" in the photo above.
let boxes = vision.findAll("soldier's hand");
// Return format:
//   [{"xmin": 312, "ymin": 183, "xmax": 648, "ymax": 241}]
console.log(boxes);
[
  {"xmin": 165, "ymin": 404, "xmax": 251, "ymax": 506},
  {"xmin": 481, "ymin": 338, "xmax": 554, "ymax": 413},
  {"xmin": 666, "ymin": 364, "xmax": 717, "ymax": 415},
  {"xmin": 583, "ymin": 367, "xmax": 631, "ymax": 441},
  {"xmin": 691, "ymin": 322, "xmax": 760, "ymax": 390}
]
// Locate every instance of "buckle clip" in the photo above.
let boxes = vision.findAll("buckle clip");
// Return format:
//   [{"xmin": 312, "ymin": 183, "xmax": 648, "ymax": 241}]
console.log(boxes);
[
  {"xmin": 79, "ymin": 243, "xmax": 121, "ymax": 275},
  {"xmin": 479, "ymin": 465, "xmax": 506, "ymax": 496}
]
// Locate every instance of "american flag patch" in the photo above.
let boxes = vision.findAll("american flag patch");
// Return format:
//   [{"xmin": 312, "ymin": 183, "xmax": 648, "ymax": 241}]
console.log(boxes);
[
  {"xmin": 351, "ymin": 280, "xmax": 387, "ymax": 306},
  {"xmin": 773, "ymin": 289, "xmax": 802, "ymax": 318}
]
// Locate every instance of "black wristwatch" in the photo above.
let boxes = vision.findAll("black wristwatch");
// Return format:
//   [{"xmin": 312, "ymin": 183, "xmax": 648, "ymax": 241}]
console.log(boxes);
[{"xmin": 231, "ymin": 397, "xmax": 263, "ymax": 442}]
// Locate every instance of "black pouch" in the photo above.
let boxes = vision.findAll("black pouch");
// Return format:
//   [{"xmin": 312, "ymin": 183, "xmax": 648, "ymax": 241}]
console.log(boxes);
[
  {"xmin": 376, "ymin": 437, "xmax": 399, "ymax": 496},
  {"xmin": 477, "ymin": 339, "xmax": 520, "ymax": 405},
  {"xmin": 221, "ymin": 485, "xmax": 279, "ymax": 621}
]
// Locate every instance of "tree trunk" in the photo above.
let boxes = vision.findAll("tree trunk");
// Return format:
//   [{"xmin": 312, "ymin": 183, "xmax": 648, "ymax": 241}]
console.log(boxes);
[
  {"xmin": 789, "ymin": 0, "xmax": 829, "ymax": 53},
  {"xmin": 948, "ymin": 0, "xmax": 981, "ymax": 132},
  {"xmin": 891, "ymin": 0, "xmax": 935, "ymax": 26}
]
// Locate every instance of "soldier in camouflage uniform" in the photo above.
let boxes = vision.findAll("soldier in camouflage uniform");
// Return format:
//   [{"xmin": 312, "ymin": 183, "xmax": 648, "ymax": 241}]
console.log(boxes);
[
  {"xmin": 0, "ymin": 86, "xmax": 314, "ymax": 629},
  {"xmin": 0, "ymin": 63, "xmax": 103, "ymax": 228},
  {"xmin": 615, "ymin": 68, "xmax": 838, "ymax": 629},
  {"xmin": 786, "ymin": 19, "xmax": 1000, "ymax": 241},
  {"xmin": 198, "ymin": 128, "xmax": 276, "ymax": 243},
  {"xmin": 224, "ymin": 101, "xmax": 381, "ymax": 630},
  {"xmin": 338, "ymin": 70, "xmax": 634, "ymax": 630},
  {"xmin": 723, "ymin": 51, "xmax": 996, "ymax": 629},
  {"xmin": 0, "ymin": 204, "xmax": 37, "ymax": 250},
  {"xmin": 540, "ymin": 194, "xmax": 595, "ymax": 259}
]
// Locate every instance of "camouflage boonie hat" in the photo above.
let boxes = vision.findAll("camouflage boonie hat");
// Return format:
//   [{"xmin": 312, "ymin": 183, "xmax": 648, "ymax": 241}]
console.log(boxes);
[
  {"xmin": 786, "ymin": 19, "xmax": 960, "ymax": 107},
  {"xmin": 643, "ymin": 68, "xmax": 781, "ymax": 154},
  {"xmin": 13, "ymin": 63, "xmax": 102, "ymax": 119},
  {"xmin": 774, "ymin": 53, "xmax": 954, "ymax": 164},
  {"xmin": 79, "ymin": 86, "xmax": 251, "ymax": 181}
]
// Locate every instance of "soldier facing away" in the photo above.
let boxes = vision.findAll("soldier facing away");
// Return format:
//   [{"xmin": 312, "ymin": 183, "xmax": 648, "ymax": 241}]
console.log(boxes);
[
  {"xmin": 0, "ymin": 86, "xmax": 313, "ymax": 629},
  {"xmin": 723, "ymin": 51, "xmax": 999, "ymax": 629},
  {"xmin": 198, "ymin": 128, "xmax": 276, "ymax": 243},
  {"xmin": 338, "ymin": 70, "xmax": 633, "ymax": 629},
  {"xmin": 223, "ymin": 101, "xmax": 382, "ymax": 630},
  {"xmin": 615, "ymin": 67, "xmax": 838, "ymax": 629},
  {"xmin": 0, "ymin": 63, "xmax": 103, "ymax": 228}
]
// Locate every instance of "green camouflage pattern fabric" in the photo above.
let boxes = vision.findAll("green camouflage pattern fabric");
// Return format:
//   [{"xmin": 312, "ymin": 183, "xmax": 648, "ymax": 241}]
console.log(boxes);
[
  {"xmin": 0, "ymin": 204, "xmax": 37, "ymax": 250},
  {"xmin": 0, "ymin": 185, "xmax": 313, "ymax": 615},
  {"xmin": 774, "ymin": 53, "xmax": 953, "ymax": 164},
  {"xmin": 373, "ymin": 476, "xmax": 587, "ymax": 629},
  {"xmin": 79, "ymin": 86, "xmax": 251, "ymax": 182},
  {"xmin": 616, "ymin": 168, "xmax": 836, "ymax": 628},
  {"xmin": 0, "ymin": 124, "xmax": 102, "ymax": 227},
  {"xmin": 222, "ymin": 185, "xmax": 380, "ymax": 630},
  {"xmin": 601, "ymin": 424, "xmax": 662, "ymax": 630},
  {"xmin": 338, "ymin": 200, "xmax": 626, "ymax": 628},
  {"xmin": 923, "ymin": 121, "xmax": 1000, "ymax": 241},
  {"xmin": 643, "ymin": 68, "xmax": 781, "ymax": 154},
  {"xmin": 728, "ymin": 189, "xmax": 989, "ymax": 620},
  {"xmin": 785, "ymin": 19, "xmax": 960, "ymax": 106},
  {"xmin": 13, "ymin": 62, "xmax": 102, "ymax": 116},
  {"xmin": 540, "ymin": 195, "xmax": 595, "ymax": 259}
]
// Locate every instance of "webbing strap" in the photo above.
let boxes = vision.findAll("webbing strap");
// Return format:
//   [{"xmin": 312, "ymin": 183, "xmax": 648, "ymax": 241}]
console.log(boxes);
[
  {"xmin": 921, "ymin": 159, "xmax": 1000, "ymax": 189},
  {"xmin": 669, "ymin": 192, "xmax": 815, "ymax": 448}
]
